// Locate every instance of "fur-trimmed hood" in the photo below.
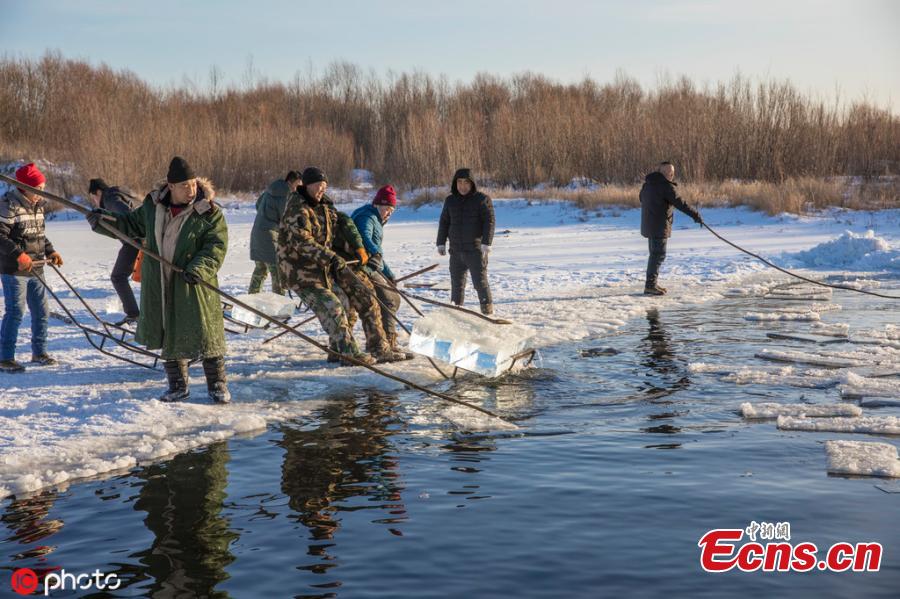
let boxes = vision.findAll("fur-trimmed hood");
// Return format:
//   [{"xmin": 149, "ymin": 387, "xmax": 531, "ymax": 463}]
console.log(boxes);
[{"xmin": 149, "ymin": 177, "xmax": 217, "ymax": 213}]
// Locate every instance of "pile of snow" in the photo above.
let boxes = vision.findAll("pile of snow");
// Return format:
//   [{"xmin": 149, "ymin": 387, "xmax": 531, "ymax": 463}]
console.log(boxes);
[
  {"xmin": 825, "ymin": 440, "xmax": 900, "ymax": 478},
  {"xmin": 741, "ymin": 402, "xmax": 861, "ymax": 419},
  {"xmin": 777, "ymin": 415, "xmax": 900, "ymax": 435},
  {"xmin": 787, "ymin": 230, "xmax": 899, "ymax": 271},
  {"xmin": 744, "ymin": 311, "xmax": 821, "ymax": 322}
]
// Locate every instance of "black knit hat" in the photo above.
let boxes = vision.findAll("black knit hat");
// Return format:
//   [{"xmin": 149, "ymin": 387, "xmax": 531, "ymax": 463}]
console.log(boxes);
[
  {"xmin": 88, "ymin": 178, "xmax": 109, "ymax": 194},
  {"xmin": 167, "ymin": 156, "xmax": 196, "ymax": 184},
  {"xmin": 301, "ymin": 167, "xmax": 327, "ymax": 186}
]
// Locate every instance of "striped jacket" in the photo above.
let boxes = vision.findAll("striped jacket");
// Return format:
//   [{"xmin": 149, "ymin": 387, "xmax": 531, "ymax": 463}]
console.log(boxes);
[{"xmin": 0, "ymin": 187, "xmax": 55, "ymax": 275}]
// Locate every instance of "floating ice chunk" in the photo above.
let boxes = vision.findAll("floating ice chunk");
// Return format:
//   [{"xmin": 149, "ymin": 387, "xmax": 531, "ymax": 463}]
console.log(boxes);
[
  {"xmin": 741, "ymin": 402, "xmax": 861, "ymax": 419},
  {"xmin": 744, "ymin": 311, "xmax": 821, "ymax": 322},
  {"xmin": 409, "ymin": 308, "xmax": 535, "ymax": 377},
  {"xmin": 777, "ymin": 415, "xmax": 900, "ymax": 434},
  {"xmin": 755, "ymin": 349, "xmax": 864, "ymax": 368},
  {"xmin": 811, "ymin": 322, "xmax": 850, "ymax": 337},
  {"xmin": 839, "ymin": 372, "xmax": 900, "ymax": 400},
  {"xmin": 229, "ymin": 292, "xmax": 296, "ymax": 327},
  {"xmin": 825, "ymin": 440, "xmax": 900, "ymax": 478}
]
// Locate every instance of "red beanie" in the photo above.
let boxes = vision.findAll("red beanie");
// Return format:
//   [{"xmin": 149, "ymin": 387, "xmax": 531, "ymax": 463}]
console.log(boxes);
[
  {"xmin": 15, "ymin": 163, "xmax": 46, "ymax": 188},
  {"xmin": 373, "ymin": 185, "xmax": 397, "ymax": 207}
]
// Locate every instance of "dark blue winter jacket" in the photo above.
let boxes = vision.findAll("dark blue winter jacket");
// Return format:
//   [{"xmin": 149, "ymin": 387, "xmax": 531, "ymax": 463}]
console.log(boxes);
[{"xmin": 351, "ymin": 203, "xmax": 394, "ymax": 280}]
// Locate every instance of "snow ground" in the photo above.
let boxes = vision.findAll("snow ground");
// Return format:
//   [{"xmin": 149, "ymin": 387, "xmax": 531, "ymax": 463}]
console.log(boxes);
[{"xmin": 1, "ymin": 194, "xmax": 899, "ymax": 497}]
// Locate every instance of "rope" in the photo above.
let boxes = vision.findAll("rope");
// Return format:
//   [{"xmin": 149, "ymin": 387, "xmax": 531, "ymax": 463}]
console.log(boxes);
[{"xmin": 702, "ymin": 222, "xmax": 900, "ymax": 300}]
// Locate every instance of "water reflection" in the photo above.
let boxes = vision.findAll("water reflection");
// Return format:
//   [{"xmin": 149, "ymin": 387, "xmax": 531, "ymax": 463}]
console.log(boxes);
[
  {"xmin": 640, "ymin": 309, "xmax": 689, "ymax": 448},
  {"xmin": 128, "ymin": 442, "xmax": 238, "ymax": 598},
  {"xmin": 277, "ymin": 392, "xmax": 407, "ymax": 591},
  {"xmin": 1, "ymin": 490, "xmax": 63, "ymax": 581}
]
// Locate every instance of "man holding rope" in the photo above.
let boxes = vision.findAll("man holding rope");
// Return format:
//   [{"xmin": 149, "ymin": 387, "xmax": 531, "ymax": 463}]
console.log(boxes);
[
  {"xmin": 0, "ymin": 163, "xmax": 62, "ymax": 372},
  {"xmin": 640, "ymin": 161, "xmax": 703, "ymax": 296}
]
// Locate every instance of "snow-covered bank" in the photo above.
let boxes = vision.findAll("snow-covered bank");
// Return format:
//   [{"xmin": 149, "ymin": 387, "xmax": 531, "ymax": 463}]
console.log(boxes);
[{"xmin": 1, "ymin": 197, "xmax": 899, "ymax": 498}]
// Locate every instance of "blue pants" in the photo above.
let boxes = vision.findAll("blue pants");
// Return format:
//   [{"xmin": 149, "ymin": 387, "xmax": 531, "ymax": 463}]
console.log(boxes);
[{"xmin": 1, "ymin": 273, "xmax": 49, "ymax": 361}]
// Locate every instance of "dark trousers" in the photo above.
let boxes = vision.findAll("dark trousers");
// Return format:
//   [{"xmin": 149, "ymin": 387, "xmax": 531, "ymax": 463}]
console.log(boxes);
[
  {"xmin": 111, "ymin": 243, "xmax": 140, "ymax": 317},
  {"xmin": 646, "ymin": 237, "xmax": 668, "ymax": 286},
  {"xmin": 449, "ymin": 249, "xmax": 492, "ymax": 308}
]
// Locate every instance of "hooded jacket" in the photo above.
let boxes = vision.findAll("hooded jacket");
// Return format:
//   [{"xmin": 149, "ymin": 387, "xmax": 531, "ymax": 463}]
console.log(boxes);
[
  {"xmin": 0, "ymin": 187, "xmax": 56, "ymax": 275},
  {"xmin": 352, "ymin": 203, "xmax": 395, "ymax": 280},
  {"xmin": 250, "ymin": 178, "xmax": 291, "ymax": 264},
  {"xmin": 639, "ymin": 171, "xmax": 701, "ymax": 239},
  {"xmin": 436, "ymin": 168, "xmax": 495, "ymax": 251},
  {"xmin": 93, "ymin": 178, "xmax": 228, "ymax": 359}
]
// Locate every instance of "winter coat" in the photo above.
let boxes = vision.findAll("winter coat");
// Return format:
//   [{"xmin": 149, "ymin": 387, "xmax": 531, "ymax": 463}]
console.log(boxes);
[
  {"xmin": 351, "ymin": 203, "xmax": 395, "ymax": 280},
  {"xmin": 250, "ymin": 179, "xmax": 291, "ymax": 264},
  {"xmin": 436, "ymin": 168, "xmax": 495, "ymax": 251},
  {"xmin": 315, "ymin": 197, "xmax": 367, "ymax": 269},
  {"xmin": 0, "ymin": 187, "xmax": 56, "ymax": 275},
  {"xmin": 100, "ymin": 186, "xmax": 140, "ymax": 215},
  {"xmin": 278, "ymin": 190, "xmax": 341, "ymax": 291},
  {"xmin": 94, "ymin": 178, "xmax": 228, "ymax": 360},
  {"xmin": 639, "ymin": 171, "xmax": 701, "ymax": 239}
]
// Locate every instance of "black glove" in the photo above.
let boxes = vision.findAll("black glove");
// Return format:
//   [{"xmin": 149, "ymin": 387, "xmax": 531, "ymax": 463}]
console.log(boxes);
[
  {"xmin": 691, "ymin": 210, "xmax": 703, "ymax": 225},
  {"xmin": 368, "ymin": 253, "xmax": 383, "ymax": 271},
  {"xmin": 86, "ymin": 209, "xmax": 104, "ymax": 230},
  {"xmin": 182, "ymin": 270, "xmax": 201, "ymax": 285}
]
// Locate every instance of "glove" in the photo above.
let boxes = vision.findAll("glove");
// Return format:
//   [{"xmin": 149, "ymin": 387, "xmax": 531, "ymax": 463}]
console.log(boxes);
[
  {"xmin": 693, "ymin": 212, "xmax": 703, "ymax": 225},
  {"xmin": 182, "ymin": 270, "xmax": 201, "ymax": 285},
  {"xmin": 481, "ymin": 244, "xmax": 491, "ymax": 255},
  {"xmin": 48, "ymin": 252, "xmax": 63, "ymax": 266},
  {"xmin": 16, "ymin": 253, "xmax": 33, "ymax": 272},
  {"xmin": 437, "ymin": 244, "xmax": 446, "ymax": 256},
  {"xmin": 86, "ymin": 209, "xmax": 104, "ymax": 230},
  {"xmin": 330, "ymin": 254, "xmax": 347, "ymax": 271},
  {"xmin": 355, "ymin": 247, "xmax": 369, "ymax": 265},
  {"xmin": 368, "ymin": 253, "xmax": 383, "ymax": 271}
]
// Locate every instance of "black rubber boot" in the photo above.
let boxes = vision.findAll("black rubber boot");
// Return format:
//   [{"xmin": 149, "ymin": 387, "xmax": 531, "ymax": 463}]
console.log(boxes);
[
  {"xmin": 202, "ymin": 356, "xmax": 231, "ymax": 404},
  {"xmin": 160, "ymin": 360, "xmax": 190, "ymax": 402}
]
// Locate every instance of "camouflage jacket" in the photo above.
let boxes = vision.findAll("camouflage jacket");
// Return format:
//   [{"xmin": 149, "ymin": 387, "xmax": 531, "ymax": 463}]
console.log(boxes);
[{"xmin": 277, "ymin": 191, "xmax": 340, "ymax": 290}]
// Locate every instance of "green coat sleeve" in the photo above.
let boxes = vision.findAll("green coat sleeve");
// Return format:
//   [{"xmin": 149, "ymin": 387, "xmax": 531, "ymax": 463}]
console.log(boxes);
[
  {"xmin": 94, "ymin": 196, "xmax": 149, "ymax": 241},
  {"xmin": 185, "ymin": 209, "xmax": 228, "ymax": 280}
]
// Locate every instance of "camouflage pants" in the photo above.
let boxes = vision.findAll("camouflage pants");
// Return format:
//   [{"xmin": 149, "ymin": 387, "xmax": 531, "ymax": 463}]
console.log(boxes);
[
  {"xmin": 296, "ymin": 287, "xmax": 360, "ymax": 356},
  {"xmin": 249, "ymin": 261, "xmax": 284, "ymax": 295},
  {"xmin": 332, "ymin": 266, "xmax": 390, "ymax": 355}
]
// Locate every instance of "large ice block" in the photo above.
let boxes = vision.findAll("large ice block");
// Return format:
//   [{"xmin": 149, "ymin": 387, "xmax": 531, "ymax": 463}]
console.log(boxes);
[
  {"xmin": 409, "ymin": 308, "xmax": 535, "ymax": 377},
  {"xmin": 229, "ymin": 292, "xmax": 296, "ymax": 327}
]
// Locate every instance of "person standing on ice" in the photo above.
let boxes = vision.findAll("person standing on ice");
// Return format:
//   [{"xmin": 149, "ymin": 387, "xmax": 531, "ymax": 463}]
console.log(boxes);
[
  {"xmin": 436, "ymin": 168, "xmax": 495, "ymax": 314},
  {"xmin": 0, "ymin": 163, "xmax": 63, "ymax": 372},
  {"xmin": 639, "ymin": 161, "xmax": 703, "ymax": 296},
  {"xmin": 352, "ymin": 184, "xmax": 407, "ymax": 355},
  {"xmin": 277, "ymin": 167, "xmax": 378, "ymax": 366},
  {"xmin": 248, "ymin": 170, "xmax": 302, "ymax": 295},
  {"xmin": 87, "ymin": 178, "xmax": 142, "ymax": 325},
  {"xmin": 86, "ymin": 156, "xmax": 231, "ymax": 403}
]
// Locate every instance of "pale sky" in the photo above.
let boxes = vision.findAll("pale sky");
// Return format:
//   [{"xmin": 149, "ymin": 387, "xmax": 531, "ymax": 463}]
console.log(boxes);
[{"xmin": 2, "ymin": 0, "xmax": 898, "ymax": 112}]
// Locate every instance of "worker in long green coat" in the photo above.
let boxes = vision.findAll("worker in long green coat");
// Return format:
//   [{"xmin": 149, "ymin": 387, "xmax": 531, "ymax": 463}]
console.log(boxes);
[{"xmin": 87, "ymin": 156, "xmax": 230, "ymax": 403}]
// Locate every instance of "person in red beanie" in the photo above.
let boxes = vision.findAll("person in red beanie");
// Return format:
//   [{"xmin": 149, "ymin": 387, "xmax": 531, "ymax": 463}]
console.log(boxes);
[
  {"xmin": 0, "ymin": 163, "xmax": 63, "ymax": 372},
  {"xmin": 351, "ymin": 185, "xmax": 411, "ymax": 357}
]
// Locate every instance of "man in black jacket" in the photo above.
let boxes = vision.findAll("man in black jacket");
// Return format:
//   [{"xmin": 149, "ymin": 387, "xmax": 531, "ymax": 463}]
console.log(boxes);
[
  {"xmin": 436, "ymin": 168, "xmax": 495, "ymax": 314},
  {"xmin": 639, "ymin": 162, "xmax": 703, "ymax": 295},
  {"xmin": 89, "ymin": 178, "xmax": 141, "ymax": 324}
]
